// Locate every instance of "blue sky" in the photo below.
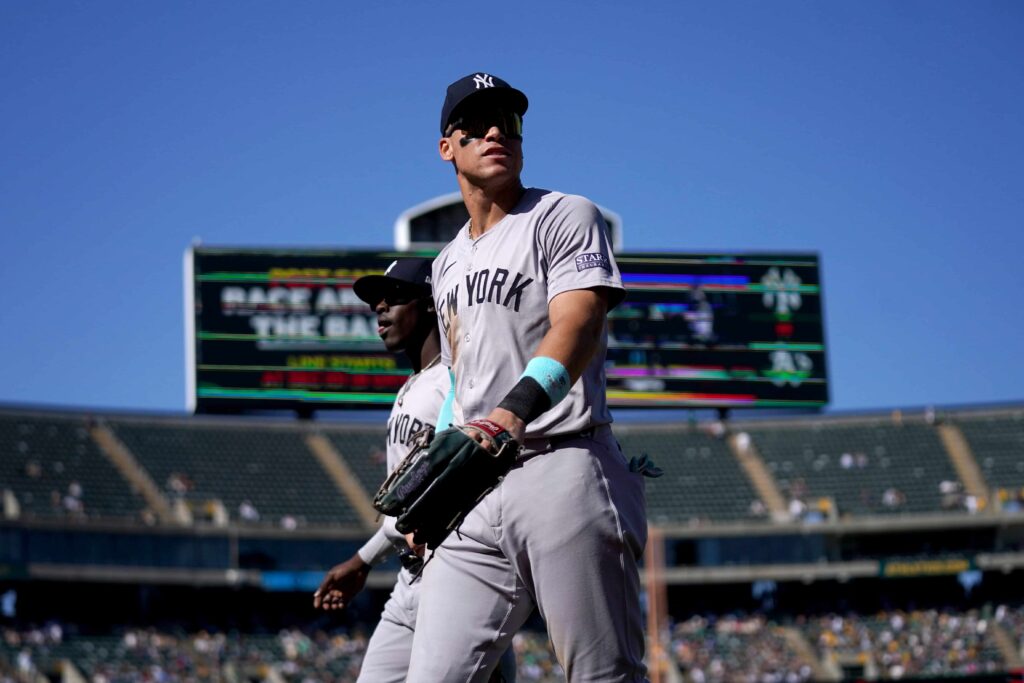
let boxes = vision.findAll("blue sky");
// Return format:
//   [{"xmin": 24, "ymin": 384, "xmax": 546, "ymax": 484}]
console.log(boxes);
[{"xmin": 1, "ymin": 1, "xmax": 1021, "ymax": 415}]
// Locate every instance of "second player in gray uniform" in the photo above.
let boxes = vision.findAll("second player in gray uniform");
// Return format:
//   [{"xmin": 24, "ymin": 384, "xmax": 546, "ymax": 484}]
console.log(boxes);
[
  {"xmin": 314, "ymin": 259, "xmax": 516, "ymax": 682},
  {"xmin": 314, "ymin": 258, "xmax": 447, "ymax": 682},
  {"xmin": 404, "ymin": 74, "xmax": 650, "ymax": 681}
]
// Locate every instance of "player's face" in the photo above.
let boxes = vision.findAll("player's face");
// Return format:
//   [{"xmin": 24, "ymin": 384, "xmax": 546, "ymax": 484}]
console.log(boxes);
[
  {"xmin": 374, "ymin": 293, "xmax": 424, "ymax": 352},
  {"xmin": 439, "ymin": 106, "xmax": 523, "ymax": 185}
]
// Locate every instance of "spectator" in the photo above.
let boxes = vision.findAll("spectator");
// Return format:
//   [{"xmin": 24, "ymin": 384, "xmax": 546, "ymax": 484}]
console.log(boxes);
[
  {"xmin": 882, "ymin": 487, "xmax": 906, "ymax": 509},
  {"xmin": 63, "ymin": 481, "xmax": 84, "ymax": 517},
  {"xmin": 23, "ymin": 461, "xmax": 41, "ymax": 479},
  {"xmin": 238, "ymin": 500, "xmax": 260, "ymax": 523},
  {"xmin": 965, "ymin": 495, "xmax": 980, "ymax": 515},
  {"xmin": 166, "ymin": 472, "xmax": 193, "ymax": 498},
  {"xmin": 734, "ymin": 431, "xmax": 751, "ymax": 452},
  {"xmin": 1007, "ymin": 490, "xmax": 1024, "ymax": 513},
  {"xmin": 940, "ymin": 480, "xmax": 964, "ymax": 510}
]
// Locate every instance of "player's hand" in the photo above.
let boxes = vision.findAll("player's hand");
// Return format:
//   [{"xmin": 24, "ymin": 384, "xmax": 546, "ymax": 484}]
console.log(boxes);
[
  {"xmin": 404, "ymin": 532, "xmax": 426, "ymax": 557},
  {"xmin": 472, "ymin": 408, "xmax": 526, "ymax": 450},
  {"xmin": 313, "ymin": 554, "xmax": 371, "ymax": 611}
]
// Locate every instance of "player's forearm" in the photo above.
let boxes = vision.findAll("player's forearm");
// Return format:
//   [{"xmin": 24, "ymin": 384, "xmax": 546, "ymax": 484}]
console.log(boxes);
[
  {"xmin": 491, "ymin": 288, "xmax": 608, "ymax": 431},
  {"xmin": 380, "ymin": 515, "xmax": 408, "ymax": 548},
  {"xmin": 356, "ymin": 523, "xmax": 394, "ymax": 565},
  {"xmin": 533, "ymin": 288, "xmax": 609, "ymax": 383}
]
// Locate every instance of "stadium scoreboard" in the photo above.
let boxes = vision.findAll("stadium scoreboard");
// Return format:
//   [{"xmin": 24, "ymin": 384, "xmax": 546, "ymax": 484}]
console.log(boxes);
[
  {"xmin": 186, "ymin": 247, "xmax": 827, "ymax": 413},
  {"xmin": 608, "ymin": 253, "xmax": 827, "ymax": 408}
]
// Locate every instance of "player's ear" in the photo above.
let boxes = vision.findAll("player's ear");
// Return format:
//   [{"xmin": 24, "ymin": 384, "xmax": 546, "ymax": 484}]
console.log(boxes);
[{"xmin": 439, "ymin": 137, "xmax": 454, "ymax": 162}]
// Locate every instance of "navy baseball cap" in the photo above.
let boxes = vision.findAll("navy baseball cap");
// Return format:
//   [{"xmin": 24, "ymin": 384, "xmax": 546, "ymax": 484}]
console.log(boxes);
[
  {"xmin": 353, "ymin": 257, "xmax": 433, "ymax": 306},
  {"xmin": 440, "ymin": 73, "xmax": 528, "ymax": 135}
]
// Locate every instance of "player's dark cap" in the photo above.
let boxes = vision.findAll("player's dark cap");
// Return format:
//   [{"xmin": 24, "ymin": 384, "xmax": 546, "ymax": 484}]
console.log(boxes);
[
  {"xmin": 353, "ymin": 257, "xmax": 433, "ymax": 306},
  {"xmin": 440, "ymin": 73, "xmax": 528, "ymax": 135}
]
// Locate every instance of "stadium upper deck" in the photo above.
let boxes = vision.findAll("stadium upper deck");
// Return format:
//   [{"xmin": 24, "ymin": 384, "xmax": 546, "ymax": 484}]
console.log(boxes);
[{"xmin": 1, "ymin": 403, "xmax": 1022, "ymax": 532}]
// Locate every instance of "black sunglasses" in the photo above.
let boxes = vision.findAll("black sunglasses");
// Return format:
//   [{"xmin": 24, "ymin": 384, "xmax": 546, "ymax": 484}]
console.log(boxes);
[
  {"xmin": 445, "ymin": 108, "xmax": 523, "ymax": 141},
  {"xmin": 370, "ymin": 283, "xmax": 425, "ymax": 308}
]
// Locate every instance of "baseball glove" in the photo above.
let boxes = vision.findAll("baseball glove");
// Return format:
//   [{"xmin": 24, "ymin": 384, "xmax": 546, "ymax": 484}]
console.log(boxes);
[{"xmin": 373, "ymin": 419, "xmax": 520, "ymax": 550}]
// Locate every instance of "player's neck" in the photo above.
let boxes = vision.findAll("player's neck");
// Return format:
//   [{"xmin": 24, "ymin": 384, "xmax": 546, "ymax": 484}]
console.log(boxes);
[
  {"xmin": 459, "ymin": 179, "xmax": 524, "ymax": 239},
  {"xmin": 408, "ymin": 331, "xmax": 441, "ymax": 373}
]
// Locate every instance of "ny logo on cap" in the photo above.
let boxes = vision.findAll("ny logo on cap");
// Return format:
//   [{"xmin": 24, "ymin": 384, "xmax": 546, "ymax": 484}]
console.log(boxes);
[{"xmin": 473, "ymin": 74, "xmax": 495, "ymax": 89}]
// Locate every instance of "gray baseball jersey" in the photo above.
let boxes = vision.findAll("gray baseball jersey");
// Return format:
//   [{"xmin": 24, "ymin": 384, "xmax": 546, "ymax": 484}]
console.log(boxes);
[{"xmin": 431, "ymin": 188, "xmax": 624, "ymax": 437}]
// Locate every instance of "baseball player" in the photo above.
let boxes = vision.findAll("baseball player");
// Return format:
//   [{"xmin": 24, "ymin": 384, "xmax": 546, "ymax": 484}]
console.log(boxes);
[
  {"xmin": 312, "ymin": 258, "xmax": 516, "ymax": 683},
  {"xmin": 404, "ymin": 74, "xmax": 650, "ymax": 681}
]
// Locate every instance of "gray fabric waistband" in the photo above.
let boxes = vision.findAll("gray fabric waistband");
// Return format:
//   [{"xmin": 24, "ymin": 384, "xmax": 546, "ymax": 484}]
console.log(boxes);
[{"xmin": 517, "ymin": 423, "xmax": 611, "ymax": 460}]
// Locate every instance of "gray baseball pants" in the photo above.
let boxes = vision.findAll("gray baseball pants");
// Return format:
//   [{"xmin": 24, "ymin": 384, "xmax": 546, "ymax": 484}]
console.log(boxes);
[
  {"xmin": 357, "ymin": 571, "xmax": 419, "ymax": 683},
  {"xmin": 358, "ymin": 570, "xmax": 518, "ymax": 682},
  {"xmin": 406, "ymin": 426, "xmax": 649, "ymax": 682}
]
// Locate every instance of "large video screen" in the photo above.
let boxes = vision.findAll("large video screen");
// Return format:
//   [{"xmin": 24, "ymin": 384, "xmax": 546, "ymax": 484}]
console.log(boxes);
[
  {"xmin": 185, "ymin": 248, "xmax": 415, "ymax": 413},
  {"xmin": 608, "ymin": 253, "xmax": 827, "ymax": 408},
  {"xmin": 186, "ymin": 248, "xmax": 827, "ymax": 413}
]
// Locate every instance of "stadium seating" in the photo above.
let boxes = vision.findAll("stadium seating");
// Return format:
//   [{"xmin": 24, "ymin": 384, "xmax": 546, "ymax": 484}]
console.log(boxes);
[
  {"xmin": 743, "ymin": 420, "xmax": 960, "ymax": 517},
  {"xmin": 0, "ymin": 411, "xmax": 144, "ymax": 521},
  {"xmin": 8, "ymin": 406, "xmax": 1024, "ymax": 528},
  {"xmin": 108, "ymin": 419, "xmax": 362, "ymax": 527},
  {"xmin": 616, "ymin": 426, "xmax": 763, "ymax": 524},
  {"xmin": 272, "ymin": 627, "xmax": 369, "ymax": 683},
  {"xmin": 4, "ymin": 604, "xmax": 1024, "ymax": 682},
  {"xmin": 995, "ymin": 603, "xmax": 1024, "ymax": 659},
  {"xmin": 805, "ymin": 608, "xmax": 1005, "ymax": 678},
  {"xmin": 320, "ymin": 426, "xmax": 389, "ymax": 497},
  {"xmin": 671, "ymin": 613, "xmax": 814, "ymax": 682},
  {"xmin": 511, "ymin": 631, "xmax": 563, "ymax": 682},
  {"xmin": 954, "ymin": 410, "xmax": 1024, "ymax": 507},
  {"xmin": 0, "ymin": 625, "xmax": 560, "ymax": 683},
  {"xmin": 0, "ymin": 627, "xmax": 260, "ymax": 683}
]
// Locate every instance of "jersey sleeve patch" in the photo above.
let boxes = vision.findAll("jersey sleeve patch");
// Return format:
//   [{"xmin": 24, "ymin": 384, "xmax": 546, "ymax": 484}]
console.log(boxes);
[{"xmin": 575, "ymin": 252, "xmax": 612, "ymax": 272}]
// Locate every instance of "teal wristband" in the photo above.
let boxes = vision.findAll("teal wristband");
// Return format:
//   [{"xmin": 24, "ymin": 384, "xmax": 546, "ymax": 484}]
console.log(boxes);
[{"xmin": 524, "ymin": 356, "xmax": 571, "ymax": 405}]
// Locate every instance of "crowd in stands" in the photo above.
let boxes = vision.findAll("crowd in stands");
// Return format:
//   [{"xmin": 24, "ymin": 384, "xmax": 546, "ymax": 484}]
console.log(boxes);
[
  {"xmin": 4, "ymin": 603, "xmax": 1024, "ymax": 682},
  {"xmin": 0, "ymin": 625, "xmax": 562, "ymax": 683},
  {"xmin": 670, "ymin": 614, "xmax": 814, "ymax": 683},
  {"xmin": 512, "ymin": 631, "xmax": 564, "ymax": 682},
  {"xmin": 273, "ymin": 628, "xmax": 369, "ymax": 683},
  {"xmin": 806, "ymin": 608, "xmax": 1004, "ymax": 679}
]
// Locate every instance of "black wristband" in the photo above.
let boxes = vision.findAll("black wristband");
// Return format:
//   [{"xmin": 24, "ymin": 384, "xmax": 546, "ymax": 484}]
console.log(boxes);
[{"xmin": 497, "ymin": 376, "xmax": 552, "ymax": 424}]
